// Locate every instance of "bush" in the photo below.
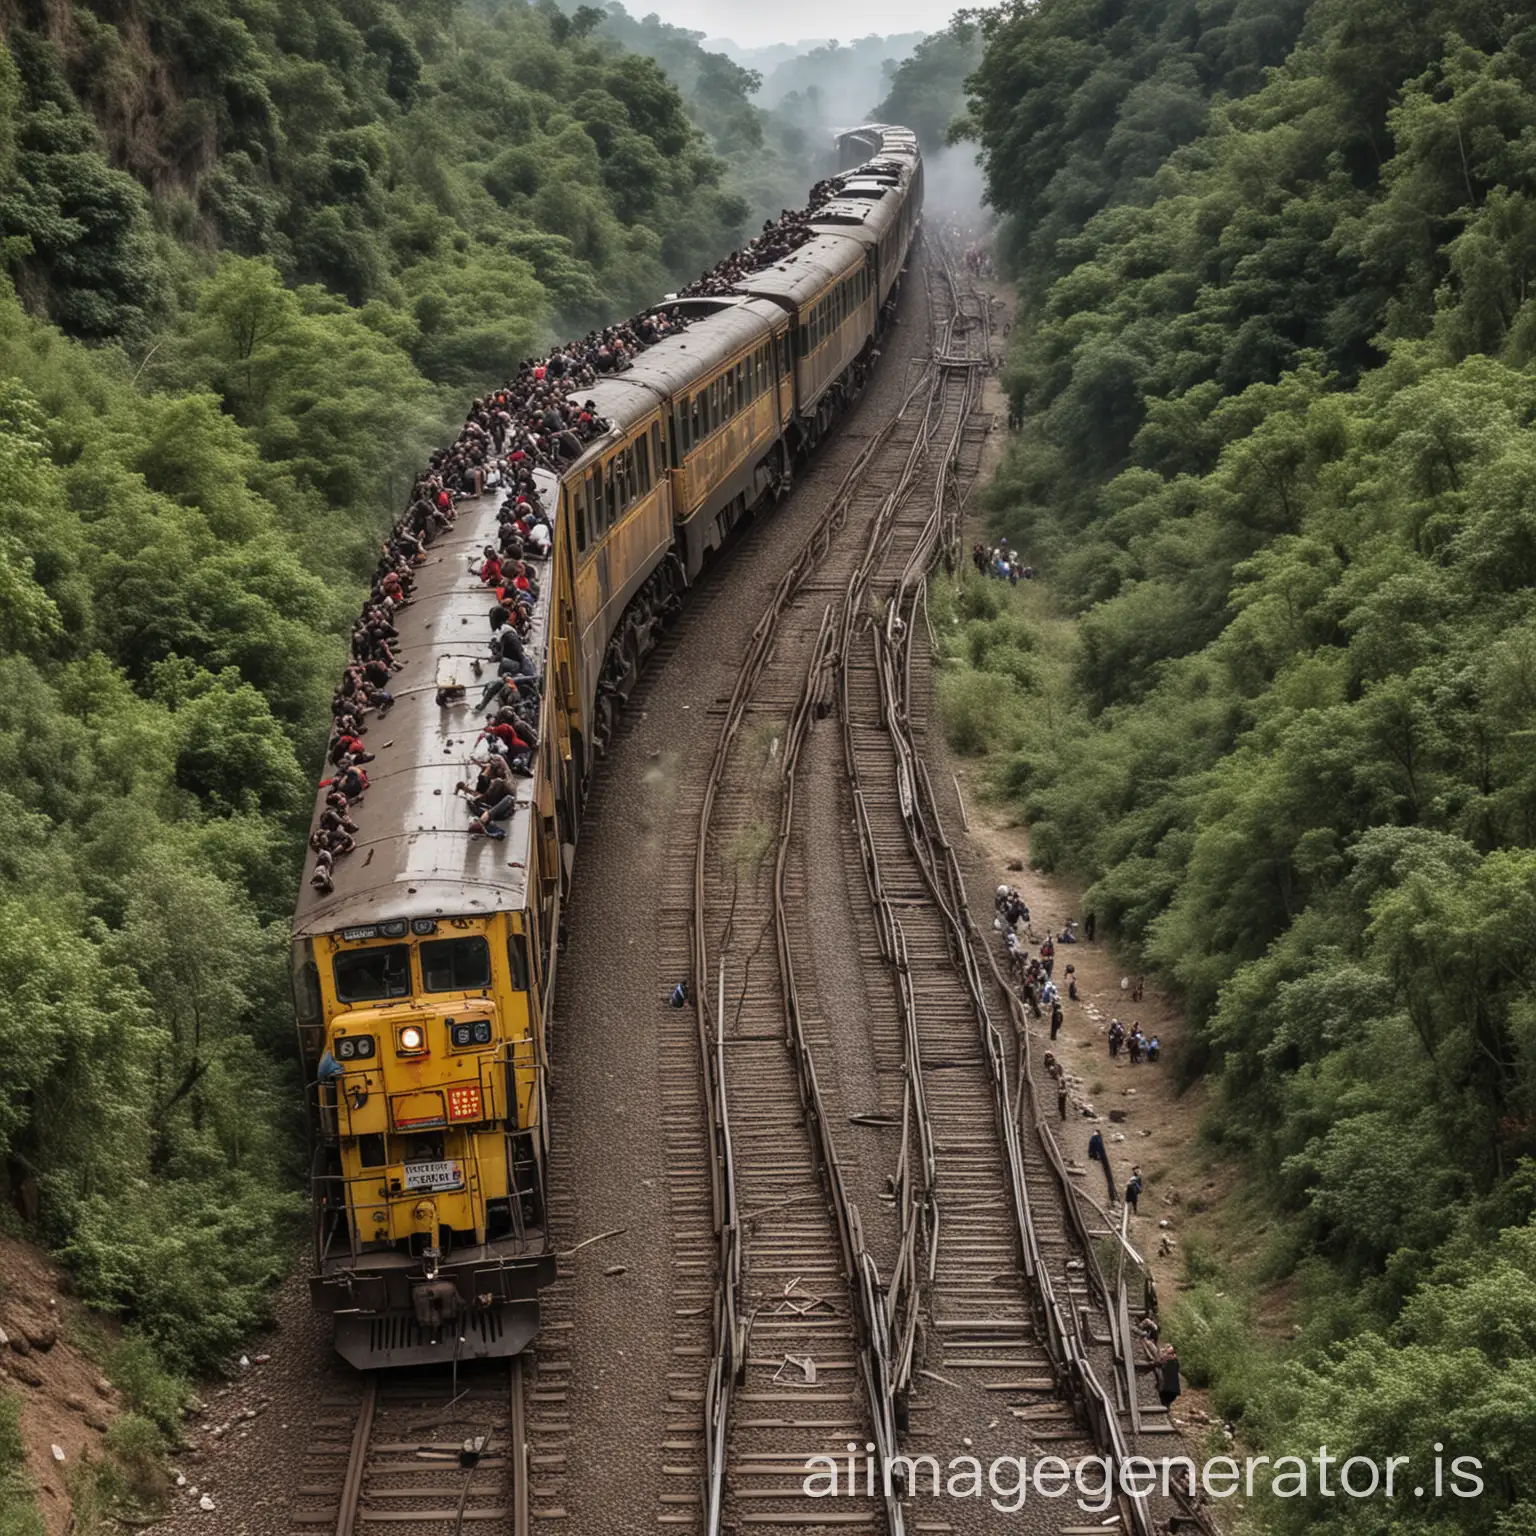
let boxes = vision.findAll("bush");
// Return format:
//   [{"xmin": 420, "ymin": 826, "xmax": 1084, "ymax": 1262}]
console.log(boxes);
[
  {"xmin": 105, "ymin": 1334, "xmax": 187, "ymax": 1437},
  {"xmin": 1169, "ymin": 1279, "xmax": 1275, "ymax": 1428},
  {"xmin": 0, "ymin": 1393, "xmax": 42, "ymax": 1536},
  {"xmin": 937, "ymin": 667, "xmax": 1018, "ymax": 756}
]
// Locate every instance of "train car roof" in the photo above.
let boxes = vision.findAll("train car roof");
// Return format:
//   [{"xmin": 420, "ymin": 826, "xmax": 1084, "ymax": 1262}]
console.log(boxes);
[
  {"xmin": 293, "ymin": 469, "xmax": 560, "ymax": 938},
  {"xmin": 729, "ymin": 234, "xmax": 866, "ymax": 309},
  {"xmin": 616, "ymin": 300, "xmax": 783, "ymax": 397},
  {"xmin": 809, "ymin": 196, "xmax": 898, "ymax": 249}
]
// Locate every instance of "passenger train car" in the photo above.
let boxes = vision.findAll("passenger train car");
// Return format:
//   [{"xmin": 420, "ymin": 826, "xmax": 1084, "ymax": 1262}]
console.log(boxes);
[{"xmin": 292, "ymin": 126, "xmax": 922, "ymax": 1369}]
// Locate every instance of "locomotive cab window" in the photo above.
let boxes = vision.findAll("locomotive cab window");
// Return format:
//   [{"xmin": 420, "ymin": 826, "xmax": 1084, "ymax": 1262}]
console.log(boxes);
[
  {"xmin": 334, "ymin": 945, "xmax": 412, "ymax": 1002},
  {"xmin": 422, "ymin": 936, "xmax": 491, "ymax": 991}
]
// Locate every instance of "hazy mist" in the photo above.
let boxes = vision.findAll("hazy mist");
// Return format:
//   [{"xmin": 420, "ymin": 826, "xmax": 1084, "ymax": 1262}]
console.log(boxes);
[{"xmin": 642, "ymin": 0, "xmax": 961, "ymax": 51}]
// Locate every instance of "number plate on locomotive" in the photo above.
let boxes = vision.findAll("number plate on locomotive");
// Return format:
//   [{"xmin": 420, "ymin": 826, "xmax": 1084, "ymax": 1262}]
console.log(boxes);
[{"xmin": 402, "ymin": 1160, "xmax": 464, "ymax": 1192}]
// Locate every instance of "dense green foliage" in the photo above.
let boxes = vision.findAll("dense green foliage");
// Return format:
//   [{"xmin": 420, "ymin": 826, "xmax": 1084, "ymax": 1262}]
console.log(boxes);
[
  {"xmin": 967, "ymin": 0, "xmax": 1308, "ymax": 295},
  {"xmin": 0, "ymin": 0, "xmax": 752, "ymax": 350},
  {"xmin": 591, "ymin": 5, "xmax": 825, "ymax": 222},
  {"xmin": 955, "ymin": 0, "xmax": 1536, "ymax": 1526},
  {"xmin": 873, "ymin": 18, "xmax": 983, "ymax": 156},
  {"xmin": 0, "ymin": 0, "xmax": 760, "ymax": 1380}
]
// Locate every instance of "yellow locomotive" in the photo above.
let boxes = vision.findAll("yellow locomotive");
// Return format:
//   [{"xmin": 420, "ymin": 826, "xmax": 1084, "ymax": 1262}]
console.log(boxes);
[{"xmin": 292, "ymin": 127, "xmax": 922, "ymax": 1369}]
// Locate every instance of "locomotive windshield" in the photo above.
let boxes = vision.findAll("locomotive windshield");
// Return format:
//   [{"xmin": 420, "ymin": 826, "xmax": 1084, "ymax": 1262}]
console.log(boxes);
[
  {"xmin": 421, "ymin": 937, "xmax": 492, "ymax": 992},
  {"xmin": 334, "ymin": 945, "xmax": 412, "ymax": 1002}
]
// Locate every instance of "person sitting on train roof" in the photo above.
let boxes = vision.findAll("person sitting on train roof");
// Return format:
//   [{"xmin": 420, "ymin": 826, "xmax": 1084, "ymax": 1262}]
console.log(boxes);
[
  {"xmin": 478, "ymin": 645, "xmax": 536, "ymax": 710},
  {"xmin": 320, "ymin": 803, "xmax": 358, "ymax": 836},
  {"xmin": 505, "ymin": 559, "xmax": 538, "ymax": 601},
  {"xmin": 492, "ymin": 703, "xmax": 538, "ymax": 751},
  {"xmin": 478, "ymin": 717, "xmax": 533, "ymax": 763},
  {"xmin": 479, "ymin": 672, "xmax": 538, "ymax": 716},
  {"xmin": 331, "ymin": 763, "xmax": 368, "ymax": 799},
  {"xmin": 328, "ymin": 731, "xmax": 373, "ymax": 768}
]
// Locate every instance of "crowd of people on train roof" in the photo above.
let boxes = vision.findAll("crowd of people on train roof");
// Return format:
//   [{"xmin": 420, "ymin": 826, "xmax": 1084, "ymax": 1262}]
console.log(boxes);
[
  {"xmin": 679, "ymin": 175, "xmax": 846, "ymax": 298},
  {"xmin": 309, "ymin": 168, "xmax": 878, "ymax": 891}
]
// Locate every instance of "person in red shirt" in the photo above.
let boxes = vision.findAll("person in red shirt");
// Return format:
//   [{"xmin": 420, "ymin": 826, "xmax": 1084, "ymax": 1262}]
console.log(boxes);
[
  {"xmin": 475, "ymin": 546, "xmax": 503, "ymax": 586},
  {"xmin": 329, "ymin": 732, "xmax": 374, "ymax": 767},
  {"xmin": 477, "ymin": 718, "xmax": 535, "ymax": 776}
]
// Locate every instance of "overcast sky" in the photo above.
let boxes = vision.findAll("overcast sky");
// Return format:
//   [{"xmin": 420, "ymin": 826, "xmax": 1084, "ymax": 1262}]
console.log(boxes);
[{"xmin": 638, "ymin": 0, "xmax": 958, "ymax": 51}]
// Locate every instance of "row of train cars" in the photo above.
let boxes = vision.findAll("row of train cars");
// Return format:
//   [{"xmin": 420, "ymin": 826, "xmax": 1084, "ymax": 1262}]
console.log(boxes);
[{"xmin": 290, "ymin": 125, "xmax": 923, "ymax": 1368}]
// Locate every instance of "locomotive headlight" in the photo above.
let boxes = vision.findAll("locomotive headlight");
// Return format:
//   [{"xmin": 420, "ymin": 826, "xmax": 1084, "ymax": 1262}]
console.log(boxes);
[
  {"xmin": 472, "ymin": 1021, "xmax": 493, "ymax": 1045},
  {"xmin": 398, "ymin": 1024, "xmax": 426, "ymax": 1053},
  {"xmin": 337, "ymin": 1038, "xmax": 356, "ymax": 1059}
]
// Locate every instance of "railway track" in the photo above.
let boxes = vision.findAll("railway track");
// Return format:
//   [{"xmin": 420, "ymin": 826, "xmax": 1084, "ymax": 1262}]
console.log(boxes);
[
  {"xmin": 842, "ymin": 244, "xmax": 1178, "ymax": 1534},
  {"xmin": 682, "ymin": 255, "xmax": 983, "ymax": 1533},
  {"xmin": 289, "ymin": 1359, "xmax": 529, "ymax": 1535}
]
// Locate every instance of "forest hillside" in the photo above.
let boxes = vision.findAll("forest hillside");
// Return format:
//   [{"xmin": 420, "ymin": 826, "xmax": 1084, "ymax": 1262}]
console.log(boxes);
[
  {"xmin": 949, "ymin": 2, "xmax": 1536, "ymax": 1529},
  {"xmin": 0, "ymin": 0, "xmax": 811, "ymax": 1456}
]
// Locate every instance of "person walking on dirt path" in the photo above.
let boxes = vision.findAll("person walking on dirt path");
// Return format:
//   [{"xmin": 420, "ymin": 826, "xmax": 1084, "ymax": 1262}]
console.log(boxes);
[
  {"xmin": 1065, "ymin": 963, "xmax": 1078, "ymax": 1002},
  {"xmin": 1040, "ymin": 935, "xmax": 1055, "ymax": 977},
  {"xmin": 1126, "ymin": 1165, "xmax": 1143, "ymax": 1215},
  {"xmin": 1050, "ymin": 999, "xmax": 1063, "ymax": 1041},
  {"xmin": 1156, "ymin": 1346, "xmax": 1181, "ymax": 1412},
  {"xmin": 1087, "ymin": 1127, "xmax": 1116, "ymax": 1203},
  {"xmin": 1108, "ymin": 1019, "xmax": 1125, "ymax": 1058}
]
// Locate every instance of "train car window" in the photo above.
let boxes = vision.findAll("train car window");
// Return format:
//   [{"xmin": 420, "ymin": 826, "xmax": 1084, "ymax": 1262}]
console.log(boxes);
[
  {"xmin": 622, "ymin": 448, "xmax": 636, "ymax": 508},
  {"xmin": 422, "ymin": 936, "xmax": 491, "ymax": 992},
  {"xmin": 650, "ymin": 424, "xmax": 662, "ymax": 483},
  {"xmin": 737, "ymin": 362, "xmax": 746, "ymax": 401},
  {"xmin": 506, "ymin": 934, "xmax": 530, "ymax": 991},
  {"xmin": 357, "ymin": 1133, "xmax": 387, "ymax": 1168},
  {"xmin": 638, "ymin": 434, "xmax": 651, "ymax": 493},
  {"xmin": 294, "ymin": 960, "xmax": 321, "ymax": 1025},
  {"xmin": 723, "ymin": 369, "xmax": 734, "ymax": 418},
  {"xmin": 572, "ymin": 484, "xmax": 585, "ymax": 553},
  {"xmin": 334, "ymin": 945, "xmax": 412, "ymax": 1002},
  {"xmin": 594, "ymin": 461, "xmax": 608, "ymax": 527}
]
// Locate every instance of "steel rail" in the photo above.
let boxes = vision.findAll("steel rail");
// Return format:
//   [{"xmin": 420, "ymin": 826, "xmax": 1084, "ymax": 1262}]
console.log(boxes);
[
  {"xmin": 334, "ymin": 1375, "xmax": 377, "ymax": 1536},
  {"xmin": 510, "ymin": 1355, "xmax": 529, "ymax": 1536}
]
